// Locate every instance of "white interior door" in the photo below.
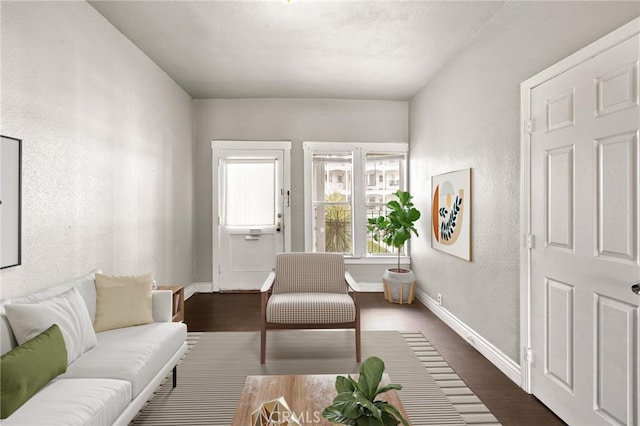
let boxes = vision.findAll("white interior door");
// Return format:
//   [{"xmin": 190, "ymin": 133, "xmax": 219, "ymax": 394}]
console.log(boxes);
[
  {"xmin": 212, "ymin": 141, "xmax": 291, "ymax": 291},
  {"xmin": 528, "ymin": 32, "xmax": 639, "ymax": 425}
]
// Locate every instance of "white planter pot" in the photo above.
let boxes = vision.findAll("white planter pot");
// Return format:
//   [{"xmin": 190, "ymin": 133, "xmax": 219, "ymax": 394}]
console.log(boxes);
[{"xmin": 382, "ymin": 269, "xmax": 416, "ymax": 304}]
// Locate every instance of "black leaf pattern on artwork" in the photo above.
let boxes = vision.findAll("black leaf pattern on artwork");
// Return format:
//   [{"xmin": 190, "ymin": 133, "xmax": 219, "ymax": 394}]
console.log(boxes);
[{"xmin": 439, "ymin": 196, "xmax": 462, "ymax": 241}]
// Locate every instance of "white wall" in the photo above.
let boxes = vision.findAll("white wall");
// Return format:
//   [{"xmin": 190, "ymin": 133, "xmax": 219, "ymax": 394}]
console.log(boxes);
[
  {"xmin": 0, "ymin": 1, "xmax": 194, "ymax": 298},
  {"xmin": 194, "ymin": 99, "xmax": 408, "ymax": 282},
  {"xmin": 409, "ymin": 1, "xmax": 639, "ymax": 362}
]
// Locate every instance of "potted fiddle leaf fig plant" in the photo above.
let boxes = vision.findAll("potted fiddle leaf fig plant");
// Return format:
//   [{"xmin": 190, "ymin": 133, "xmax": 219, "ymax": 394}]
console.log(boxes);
[
  {"xmin": 367, "ymin": 190, "xmax": 420, "ymax": 304},
  {"xmin": 323, "ymin": 356, "xmax": 409, "ymax": 426}
]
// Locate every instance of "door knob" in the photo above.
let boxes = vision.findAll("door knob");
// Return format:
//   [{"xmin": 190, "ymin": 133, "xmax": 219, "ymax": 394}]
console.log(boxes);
[{"xmin": 632, "ymin": 283, "xmax": 640, "ymax": 295}]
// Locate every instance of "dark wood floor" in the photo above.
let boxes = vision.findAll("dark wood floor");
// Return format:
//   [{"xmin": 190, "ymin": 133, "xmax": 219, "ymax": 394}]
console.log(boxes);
[{"xmin": 184, "ymin": 292, "xmax": 564, "ymax": 426}]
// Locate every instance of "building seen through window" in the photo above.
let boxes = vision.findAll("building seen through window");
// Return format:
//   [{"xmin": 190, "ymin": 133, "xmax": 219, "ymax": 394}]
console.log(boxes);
[{"xmin": 308, "ymin": 145, "xmax": 407, "ymax": 257}]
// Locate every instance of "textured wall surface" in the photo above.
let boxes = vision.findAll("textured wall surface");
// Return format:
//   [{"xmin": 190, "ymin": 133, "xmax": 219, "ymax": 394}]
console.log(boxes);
[
  {"xmin": 409, "ymin": 2, "xmax": 639, "ymax": 362},
  {"xmin": 193, "ymin": 99, "xmax": 408, "ymax": 282},
  {"xmin": 0, "ymin": 2, "xmax": 194, "ymax": 299}
]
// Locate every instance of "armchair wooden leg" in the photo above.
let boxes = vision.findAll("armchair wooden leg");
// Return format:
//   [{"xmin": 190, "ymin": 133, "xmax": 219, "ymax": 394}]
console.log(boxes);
[
  {"xmin": 261, "ymin": 292, "xmax": 267, "ymax": 364},
  {"xmin": 355, "ymin": 324, "xmax": 361, "ymax": 363},
  {"xmin": 261, "ymin": 327, "xmax": 266, "ymax": 364}
]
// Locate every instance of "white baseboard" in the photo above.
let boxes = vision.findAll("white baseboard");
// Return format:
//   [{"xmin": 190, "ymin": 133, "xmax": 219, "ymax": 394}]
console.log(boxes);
[
  {"xmin": 415, "ymin": 287, "xmax": 522, "ymax": 387},
  {"xmin": 192, "ymin": 282, "xmax": 213, "ymax": 294},
  {"xmin": 188, "ymin": 282, "xmax": 382, "ymax": 294},
  {"xmin": 358, "ymin": 282, "xmax": 384, "ymax": 292},
  {"xmin": 184, "ymin": 284, "xmax": 197, "ymax": 300}
]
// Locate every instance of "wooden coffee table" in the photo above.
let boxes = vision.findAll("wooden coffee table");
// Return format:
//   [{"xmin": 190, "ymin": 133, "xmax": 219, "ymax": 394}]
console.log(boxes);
[{"xmin": 232, "ymin": 373, "xmax": 409, "ymax": 425}]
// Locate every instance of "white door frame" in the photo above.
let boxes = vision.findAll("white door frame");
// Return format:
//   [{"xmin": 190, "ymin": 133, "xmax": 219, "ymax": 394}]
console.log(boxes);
[
  {"xmin": 519, "ymin": 17, "xmax": 640, "ymax": 393},
  {"xmin": 211, "ymin": 140, "xmax": 292, "ymax": 292}
]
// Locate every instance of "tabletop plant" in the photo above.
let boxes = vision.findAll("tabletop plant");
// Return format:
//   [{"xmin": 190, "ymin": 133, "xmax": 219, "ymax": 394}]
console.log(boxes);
[
  {"xmin": 322, "ymin": 356, "xmax": 409, "ymax": 426},
  {"xmin": 367, "ymin": 190, "xmax": 420, "ymax": 272}
]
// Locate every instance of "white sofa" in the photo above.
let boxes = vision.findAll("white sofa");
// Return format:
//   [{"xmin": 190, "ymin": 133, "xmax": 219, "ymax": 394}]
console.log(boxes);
[{"xmin": 0, "ymin": 271, "xmax": 187, "ymax": 426}]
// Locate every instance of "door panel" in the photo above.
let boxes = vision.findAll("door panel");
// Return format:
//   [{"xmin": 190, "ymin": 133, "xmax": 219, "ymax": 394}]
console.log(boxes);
[
  {"xmin": 229, "ymin": 233, "xmax": 277, "ymax": 271},
  {"xmin": 596, "ymin": 131, "xmax": 638, "ymax": 261},
  {"xmin": 545, "ymin": 278, "xmax": 574, "ymax": 393},
  {"xmin": 595, "ymin": 294, "xmax": 638, "ymax": 425},
  {"xmin": 529, "ymin": 34, "xmax": 639, "ymax": 425},
  {"xmin": 545, "ymin": 145, "xmax": 574, "ymax": 250}
]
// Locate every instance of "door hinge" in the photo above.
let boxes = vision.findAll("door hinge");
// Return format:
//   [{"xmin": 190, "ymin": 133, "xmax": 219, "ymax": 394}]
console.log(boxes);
[
  {"xmin": 525, "ymin": 348, "xmax": 533, "ymax": 364},
  {"xmin": 525, "ymin": 119, "xmax": 533, "ymax": 135},
  {"xmin": 526, "ymin": 234, "xmax": 535, "ymax": 249},
  {"xmin": 218, "ymin": 264, "xmax": 221, "ymax": 275}
]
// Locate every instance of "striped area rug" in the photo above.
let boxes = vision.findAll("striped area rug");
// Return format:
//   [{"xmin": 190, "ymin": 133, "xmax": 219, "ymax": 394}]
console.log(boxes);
[
  {"xmin": 132, "ymin": 331, "xmax": 499, "ymax": 425},
  {"xmin": 401, "ymin": 333, "xmax": 500, "ymax": 425}
]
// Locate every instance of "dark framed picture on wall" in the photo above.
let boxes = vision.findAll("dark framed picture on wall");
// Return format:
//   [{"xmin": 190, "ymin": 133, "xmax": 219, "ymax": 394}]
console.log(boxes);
[
  {"xmin": 1, "ymin": 135, "xmax": 22, "ymax": 269},
  {"xmin": 431, "ymin": 168, "xmax": 471, "ymax": 261}
]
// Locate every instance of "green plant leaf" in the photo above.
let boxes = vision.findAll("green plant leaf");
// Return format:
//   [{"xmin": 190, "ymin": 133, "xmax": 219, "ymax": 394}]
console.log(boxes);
[
  {"xmin": 354, "ymin": 391, "xmax": 382, "ymax": 419},
  {"xmin": 341, "ymin": 399, "xmax": 362, "ymax": 419},
  {"xmin": 323, "ymin": 406, "xmax": 357, "ymax": 425},
  {"xmin": 386, "ymin": 200, "xmax": 401, "ymax": 212},
  {"xmin": 332, "ymin": 392, "xmax": 357, "ymax": 406},
  {"xmin": 380, "ymin": 410, "xmax": 403, "ymax": 426},
  {"xmin": 336, "ymin": 376, "xmax": 357, "ymax": 393},
  {"xmin": 355, "ymin": 416, "xmax": 383, "ymax": 426},
  {"xmin": 377, "ymin": 402, "xmax": 409, "ymax": 426},
  {"xmin": 324, "ymin": 392, "xmax": 362, "ymax": 423},
  {"xmin": 358, "ymin": 357, "xmax": 385, "ymax": 400},
  {"xmin": 375, "ymin": 383, "xmax": 402, "ymax": 396},
  {"xmin": 395, "ymin": 190, "xmax": 410, "ymax": 205}
]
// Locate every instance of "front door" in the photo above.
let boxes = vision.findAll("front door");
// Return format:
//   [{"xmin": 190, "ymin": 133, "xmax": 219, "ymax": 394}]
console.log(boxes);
[
  {"xmin": 528, "ymin": 32, "xmax": 639, "ymax": 424},
  {"xmin": 212, "ymin": 141, "xmax": 291, "ymax": 291}
]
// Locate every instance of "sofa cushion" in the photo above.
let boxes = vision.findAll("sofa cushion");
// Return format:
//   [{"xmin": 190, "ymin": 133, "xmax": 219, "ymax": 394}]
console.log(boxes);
[
  {"xmin": 5, "ymin": 288, "xmax": 97, "ymax": 364},
  {"xmin": 63, "ymin": 269, "xmax": 101, "ymax": 322},
  {"xmin": 93, "ymin": 273, "xmax": 154, "ymax": 332},
  {"xmin": 1, "ymin": 378, "xmax": 131, "ymax": 426},
  {"xmin": 62, "ymin": 322, "xmax": 186, "ymax": 398},
  {"xmin": 6, "ymin": 270, "xmax": 100, "ymax": 319},
  {"xmin": 0, "ymin": 271, "xmax": 101, "ymax": 357},
  {"xmin": 0, "ymin": 325, "xmax": 67, "ymax": 419}
]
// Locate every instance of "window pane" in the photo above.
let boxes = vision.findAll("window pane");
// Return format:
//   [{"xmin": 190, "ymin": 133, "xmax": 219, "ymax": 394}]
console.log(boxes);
[
  {"xmin": 311, "ymin": 152, "xmax": 353, "ymax": 254},
  {"xmin": 224, "ymin": 161, "xmax": 275, "ymax": 226},
  {"xmin": 365, "ymin": 153, "xmax": 406, "ymax": 257},
  {"xmin": 312, "ymin": 153, "xmax": 352, "ymax": 202},
  {"xmin": 312, "ymin": 203, "xmax": 352, "ymax": 254},
  {"xmin": 365, "ymin": 153, "xmax": 405, "ymax": 198}
]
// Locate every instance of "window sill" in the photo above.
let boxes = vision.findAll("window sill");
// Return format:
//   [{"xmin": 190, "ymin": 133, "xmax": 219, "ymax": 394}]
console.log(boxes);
[{"xmin": 344, "ymin": 256, "xmax": 410, "ymax": 265}]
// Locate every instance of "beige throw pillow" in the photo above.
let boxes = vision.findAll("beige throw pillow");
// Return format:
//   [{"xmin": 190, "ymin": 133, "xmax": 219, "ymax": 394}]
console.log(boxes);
[{"xmin": 93, "ymin": 273, "xmax": 154, "ymax": 332}]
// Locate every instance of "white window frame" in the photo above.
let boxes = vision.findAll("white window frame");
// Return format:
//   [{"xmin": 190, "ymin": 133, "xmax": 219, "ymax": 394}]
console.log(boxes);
[{"xmin": 303, "ymin": 141, "xmax": 409, "ymax": 264}]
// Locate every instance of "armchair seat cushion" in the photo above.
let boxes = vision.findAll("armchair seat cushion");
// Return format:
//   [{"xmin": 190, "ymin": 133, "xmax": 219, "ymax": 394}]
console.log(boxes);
[{"xmin": 266, "ymin": 293, "xmax": 355, "ymax": 324}]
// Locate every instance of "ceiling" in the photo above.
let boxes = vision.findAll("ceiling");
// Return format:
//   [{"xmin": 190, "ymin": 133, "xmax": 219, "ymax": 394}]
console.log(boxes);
[{"xmin": 89, "ymin": 1, "xmax": 505, "ymax": 101}]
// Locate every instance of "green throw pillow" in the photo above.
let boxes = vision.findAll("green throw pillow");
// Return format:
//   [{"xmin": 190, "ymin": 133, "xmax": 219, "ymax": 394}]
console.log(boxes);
[{"xmin": 0, "ymin": 324, "xmax": 67, "ymax": 419}]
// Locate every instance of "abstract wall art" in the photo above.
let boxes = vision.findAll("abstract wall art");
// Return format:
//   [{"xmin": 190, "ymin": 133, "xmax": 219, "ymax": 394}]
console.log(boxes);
[{"xmin": 431, "ymin": 168, "xmax": 471, "ymax": 261}]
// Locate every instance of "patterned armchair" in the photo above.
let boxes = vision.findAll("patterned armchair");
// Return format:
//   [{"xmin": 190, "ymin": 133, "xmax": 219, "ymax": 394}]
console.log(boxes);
[{"xmin": 260, "ymin": 252, "xmax": 361, "ymax": 364}]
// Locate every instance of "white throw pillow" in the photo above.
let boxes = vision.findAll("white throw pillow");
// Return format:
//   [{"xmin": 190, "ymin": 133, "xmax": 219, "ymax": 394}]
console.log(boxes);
[
  {"xmin": 5, "ymin": 287, "xmax": 97, "ymax": 365},
  {"xmin": 93, "ymin": 273, "xmax": 154, "ymax": 333}
]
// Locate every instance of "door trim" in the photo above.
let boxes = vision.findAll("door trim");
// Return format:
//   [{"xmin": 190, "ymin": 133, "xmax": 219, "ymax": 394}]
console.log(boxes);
[
  {"xmin": 519, "ymin": 17, "xmax": 640, "ymax": 393},
  {"xmin": 211, "ymin": 140, "xmax": 292, "ymax": 292}
]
